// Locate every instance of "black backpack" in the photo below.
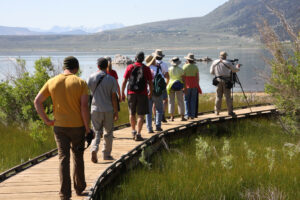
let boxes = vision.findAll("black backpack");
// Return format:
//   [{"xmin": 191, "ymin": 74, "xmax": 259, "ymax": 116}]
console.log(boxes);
[
  {"xmin": 153, "ymin": 64, "xmax": 166, "ymax": 96},
  {"xmin": 128, "ymin": 64, "xmax": 146, "ymax": 92}
]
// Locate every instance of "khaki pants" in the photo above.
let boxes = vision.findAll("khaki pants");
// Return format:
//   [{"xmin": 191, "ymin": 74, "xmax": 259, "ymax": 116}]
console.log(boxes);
[
  {"xmin": 168, "ymin": 90, "xmax": 185, "ymax": 115},
  {"xmin": 215, "ymin": 79, "xmax": 233, "ymax": 113},
  {"xmin": 54, "ymin": 126, "xmax": 86, "ymax": 200},
  {"xmin": 90, "ymin": 111, "xmax": 114, "ymax": 157}
]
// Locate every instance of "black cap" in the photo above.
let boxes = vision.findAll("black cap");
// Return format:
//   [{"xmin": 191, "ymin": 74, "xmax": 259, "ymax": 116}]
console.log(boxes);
[
  {"xmin": 97, "ymin": 57, "xmax": 108, "ymax": 69},
  {"xmin": 135, "ymin": 51, "xmax": 144, "ymax": 62},
  {"xmin": 63, "ymin": 56, "xmax": 79, "ymax": 70}
]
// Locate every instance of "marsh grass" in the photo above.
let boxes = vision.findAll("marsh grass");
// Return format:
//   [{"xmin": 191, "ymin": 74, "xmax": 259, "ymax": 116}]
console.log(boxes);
[
  {"xmin": 101, "ymin": 118, "xmax": 300, "ymax": 200},
  {"xmin": 0, "ymin": 123, "xmax": 56, "ymax": 172},
  {"xmin": 0, "ymin": 93, "xmax": 269, "ymax": 173}
]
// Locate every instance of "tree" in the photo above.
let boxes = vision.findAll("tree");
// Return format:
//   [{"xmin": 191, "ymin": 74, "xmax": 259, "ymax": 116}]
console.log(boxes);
[{"xmin": 257, "ymin": 6, "xmax": 300, "ymax": 134}]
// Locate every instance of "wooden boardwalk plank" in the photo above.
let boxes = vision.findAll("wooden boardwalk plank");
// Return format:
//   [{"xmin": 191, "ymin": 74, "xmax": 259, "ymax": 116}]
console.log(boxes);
[{"xmin": 0, "ymin": 105, "xmax": 275, "ymax": 200}]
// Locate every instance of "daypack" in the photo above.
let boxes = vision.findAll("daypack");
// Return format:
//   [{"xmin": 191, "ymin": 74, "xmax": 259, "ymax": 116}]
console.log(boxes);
[
  {"xmin": 128, "ymin": 64, "xmax": 146, "ymax": 92},
  {"xmin": 153, "ymin": 64, "xmax": 166, "ymax": 96}
]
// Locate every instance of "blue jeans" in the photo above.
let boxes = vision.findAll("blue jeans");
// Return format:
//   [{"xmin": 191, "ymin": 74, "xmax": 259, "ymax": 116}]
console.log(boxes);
[
  {"xmin": 146, "ymin": 95, "xmax": 163, "ymax": 131},
  {"xmin": 184, "ymin": 88, "xmax": 198, "ymax": 118}
]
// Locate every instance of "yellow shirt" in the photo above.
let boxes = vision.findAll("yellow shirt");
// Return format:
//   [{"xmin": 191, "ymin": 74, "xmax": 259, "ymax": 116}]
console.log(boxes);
[{"xmin": 39, "ymin": 74, "xmax": 88, "ymax": 127}]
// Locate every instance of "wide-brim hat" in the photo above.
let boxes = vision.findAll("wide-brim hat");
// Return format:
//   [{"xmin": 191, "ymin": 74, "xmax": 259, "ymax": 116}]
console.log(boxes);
[
  {"xmin": 219, "ymin": 51, "xmax": 228, "ymax": 59},
  {"xmin": 184, "ymin": 53, "xmax": 196, "ymax": 61},
  {"xmin": 170, "ymin": 57, "xmax": 182, "ymax": 66},
  {"xmin": 145, "ymin": 55, "xmax": 156, "ymax": 67},
  {"xmin": 153, "ymin": 49, "xmax": 165, "ymax": 58}
]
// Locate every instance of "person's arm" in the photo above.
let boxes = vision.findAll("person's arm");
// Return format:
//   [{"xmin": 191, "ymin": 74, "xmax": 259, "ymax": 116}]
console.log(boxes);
[
  {"xmin": 148, "ymin": 79, "xmax": 153, "ymax": 99},
  {"xmin": 80, "ymin": 94, "xmax": 90, "ymax": 135},
  {"xmin": 210, "ymin": 62, "xmax": 215, "ymax": 75},
  {"xmin": 164, "ymin": 72, "xmax": 170, "ymax": 85},
  {"xmin": 112, "ymin": 92, "xmax": 119, "ymax": 121},
  {"xmin": 34, "ymin": 93, "xmax": 54, "ymax": 126},
  {"xmin": 121, "ymin": 77, "xmax": 128, "ymax": 102}
]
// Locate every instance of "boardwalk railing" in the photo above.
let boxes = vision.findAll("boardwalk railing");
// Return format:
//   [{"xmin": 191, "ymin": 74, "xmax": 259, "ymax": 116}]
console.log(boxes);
[{"xmin": 86, "ymin": 105, "xmax": 278, "ymax": 200}]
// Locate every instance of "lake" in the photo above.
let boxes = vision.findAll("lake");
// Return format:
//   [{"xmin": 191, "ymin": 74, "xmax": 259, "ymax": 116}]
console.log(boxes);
[{"xmin": 0, "ymin": 48, "xmax": 268, "ymax": 93}]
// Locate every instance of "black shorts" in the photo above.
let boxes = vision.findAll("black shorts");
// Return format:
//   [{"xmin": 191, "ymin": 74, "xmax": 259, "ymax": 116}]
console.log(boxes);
[{"xmin": 127, "ymin": 94, "xmax": 149, "ymax": 115}]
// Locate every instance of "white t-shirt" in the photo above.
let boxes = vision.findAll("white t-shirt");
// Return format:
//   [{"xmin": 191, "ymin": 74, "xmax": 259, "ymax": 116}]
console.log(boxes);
[
  {"xmin": 150, "ymin": 62, "xmax": 168, "ymax": 80},
  {"xmin": 156, "ymin": 60, "xmax": 168, "ymax": 75}
]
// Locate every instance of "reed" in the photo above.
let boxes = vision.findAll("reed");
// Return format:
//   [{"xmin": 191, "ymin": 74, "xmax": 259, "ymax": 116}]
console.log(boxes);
[{"xmin": 101, "ymin": 118, "xmax": 300, "ymax": 200}]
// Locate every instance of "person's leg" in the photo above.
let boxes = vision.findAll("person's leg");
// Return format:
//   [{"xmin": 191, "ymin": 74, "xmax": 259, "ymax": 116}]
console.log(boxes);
[
  {"xmin": 145, "ymin": 97, "xmax": 153, "ymax": 132},
  {"xmin": 161, "ymin": 90, "xmax": 168, "ymax": 122},
  {"xmin": 184, "ymin": 88, "xmax": 192, "ymax": 118},
  {"xmin": 135, "ymin": 94, "xmax": 149, "ymax": 140},
  {"xmin": 128, "ymin": 94, "xmax": 137, "ymax": 137},
  {"xmin": 53, "ymin": 127, "xmax": 72, "ymax": 200},
  {"xmin": 215, "ymin": 81, "xmax": 224, "ymax": 114},
  {"xmin": 190, "ymin": 88, "xmax": 198, "ymax": 118},
  {"xmin": 168, "ymin": 91, "xmax": 175, "ymax": 118},
  {"xmin": 176, "ymin": 91, "xmax": 185, "ymax": 119},
  {"xmin": 69, "ymin": 127, "xmax": 86, "ymax": 195},
  {"xmin": 153, "ymin": 95, "xmax": 163, "ymax": 130},
  {"xmin": 102, "ymin": 111, "xmax": 114, "ymax": 158},
  {"xmin": 90, "ymin": 111, "xmax": 104, "ymax": 153},
  {"xmin": 224, "ymin": 86, "xmax": 234, "ymax": 114}
]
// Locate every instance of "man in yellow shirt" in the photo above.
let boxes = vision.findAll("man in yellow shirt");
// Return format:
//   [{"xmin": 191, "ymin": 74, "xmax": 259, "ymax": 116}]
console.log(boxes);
[{"xmin": 34, "ymin": 56, "xmax": 90, "ymax": 200}]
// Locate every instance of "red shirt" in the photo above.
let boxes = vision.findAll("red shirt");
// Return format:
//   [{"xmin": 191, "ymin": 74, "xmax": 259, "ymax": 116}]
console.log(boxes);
[
  {"xmin": 107, "ymin": 69, "xmax": 118, "ymax": 80},
  {"xmin": 124, "ymin": 62, "xmax": 152, "ymax": 95}
]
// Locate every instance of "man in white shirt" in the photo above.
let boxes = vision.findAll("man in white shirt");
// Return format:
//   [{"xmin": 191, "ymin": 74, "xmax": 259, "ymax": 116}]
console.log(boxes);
[
  {"xmin": 210, "ymin": 51, "xmax": 241, "ymax": 116},
  {"xmin": 153, "ymin": 49, "xmax": 169, "ymax": 122}
]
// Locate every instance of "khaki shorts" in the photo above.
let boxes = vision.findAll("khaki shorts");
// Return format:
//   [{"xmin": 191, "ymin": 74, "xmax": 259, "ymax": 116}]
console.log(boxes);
[{"xmin": 128, "ymin": 94, "xmax": 149, "ymax": 115}]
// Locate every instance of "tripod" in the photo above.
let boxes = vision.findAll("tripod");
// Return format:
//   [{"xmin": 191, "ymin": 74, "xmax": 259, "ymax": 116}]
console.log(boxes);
[{"xmin": 231, "ymin": 72, "xmax": 252, "ymax": 112}]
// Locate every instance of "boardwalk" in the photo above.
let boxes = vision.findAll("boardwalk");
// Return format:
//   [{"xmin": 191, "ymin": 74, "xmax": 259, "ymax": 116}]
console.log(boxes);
[{"xmin": 0, "ymin": 105, "xmax": 275, "ymax": 200}]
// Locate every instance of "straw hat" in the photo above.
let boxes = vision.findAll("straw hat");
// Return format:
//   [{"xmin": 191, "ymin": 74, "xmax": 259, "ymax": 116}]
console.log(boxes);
[
  {"xmin": 170, "ymin": 57, "xmax": 182, "ymax": 66},
  {"xmin": 184, "ymin": 53, "xmax": 196, "ymax": 61},
  {"xmin": 219, "ymin": 51, "xmax": 228, "ymax": 59},
  {"xmin": 145, "ymin": 55, "xmax": 156, "ymax": 67},
  {"xmin": 153, "ymin": 49, "xmax": 165, "ymax": 58}
]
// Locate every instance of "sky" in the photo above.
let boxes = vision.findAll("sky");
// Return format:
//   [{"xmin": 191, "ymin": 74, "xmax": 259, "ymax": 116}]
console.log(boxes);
[{"xmin": 0, "ymin": 0, "xmax": 228, "ymax": 29}]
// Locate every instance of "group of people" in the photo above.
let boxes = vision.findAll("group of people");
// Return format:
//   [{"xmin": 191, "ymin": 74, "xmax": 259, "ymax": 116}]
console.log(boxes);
[{"xmin": 33, "ymin": 49, "xmax": 240, "ymax": 200}]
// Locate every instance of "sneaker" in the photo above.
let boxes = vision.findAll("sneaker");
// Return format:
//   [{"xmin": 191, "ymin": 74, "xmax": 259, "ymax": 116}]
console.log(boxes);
[
  {"xmin": 155, "ymin": 127, "xmax": 163, "ymax": 132},
  {"xmin": 228, "ymin": 112, "xmax": 236, "ymax": 116},
  {"xmin": 91, "ymin": 151, "xmax": 98, "ymax": 163},
  {"xmin": 131, "ymin": 130, "xmax": 137, "ymax": 139},
  {"xmin": 181, "ymin": 117, "xmax": 187, "ymax": 121},
  {"xmin": 148, "ymin": 130, "xmax": 154, "ymax": 133},
  {"xmin": 103, "ymin": 155, "xmax": 114, "ymax": 160},
  {"xmin": 135, "ymin": 134, "xmax": 144, "ymax": 141},
  {"xmin": 170, "ymin": 117, "xmax": 174, "ymax": 121},
  {"xmin": 215, "ymin": 111, "xmax": 220, "ymax": 115}
]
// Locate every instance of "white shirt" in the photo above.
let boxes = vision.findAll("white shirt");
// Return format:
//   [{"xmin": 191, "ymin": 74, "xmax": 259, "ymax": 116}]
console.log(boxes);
[
  {"xmin": 210, "ymin": 59, "xmax": 240, "ymax": 77},
  {"xmin": 149, "ymin": 64, "xmax": 167, "ymax": 80},
  {"xmin": 156, "ymin": 60, "xmax": 168, "ymax": 76}
]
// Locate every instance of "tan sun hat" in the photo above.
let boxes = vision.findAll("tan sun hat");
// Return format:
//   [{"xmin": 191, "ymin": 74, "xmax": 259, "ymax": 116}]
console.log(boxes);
[
  {"xmin": 170, "ymin": 57, "xmax": 182, "ymax": 66},
  {"xmin": 153, "ymin": 49, "xmax": 165, "ymax": 58},
  {"xmin": 219, "ymin": 51, "xmax": 228, "ymax": 59},
  {"xmin": 145, "ymin": 55, "xmax": 156, "ymax": 67},
  {"xmin": 184, "ymin": 53, "xmax": 196, "ymax": 61}
]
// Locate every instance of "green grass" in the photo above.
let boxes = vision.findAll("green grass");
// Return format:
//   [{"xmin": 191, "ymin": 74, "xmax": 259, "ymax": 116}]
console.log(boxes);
[
  {"xmin": 0, "ymin": 93, "xmax": 269, "ymax": 173},
  {"xmin": 101, "ymin": 118, "xmax": 300, "ymax": 200},
  {"xmin": 0, "ymin": 123, "xmax": 56, "ymax": 172}
]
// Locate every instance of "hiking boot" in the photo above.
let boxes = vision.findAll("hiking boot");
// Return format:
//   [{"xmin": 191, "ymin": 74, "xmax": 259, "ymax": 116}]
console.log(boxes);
[
  {"xmin": 103, "ymin": 155, "xmax": 114, "ymax": 160},
  {"xmin": 181, "ymin": 117, "xmax": 187, "ymax": 121},
  {"xmin": 148, "ymin": 130, "xmax": 154, "ymax": 134},
  {"xmin": 91, "ymin": 151, "xmax": 98, "ymax": 163},
  {"xmin": 134, "ymin": 134, "xmax": 144, "ymax": 141},
  {"xmin": 162, "ymin": 114, "xmax": 167, "ymax": 123},
  {"xmin": 132, "ymin": 130, "xmax": 137, "ymax": 139},
  {"xmin": 155, "ymin": 127, "xmax": 163, "ymax": 132},
  {"xmin": 228, "ymin": 112, "xmax": 236, "ymax": 116}
]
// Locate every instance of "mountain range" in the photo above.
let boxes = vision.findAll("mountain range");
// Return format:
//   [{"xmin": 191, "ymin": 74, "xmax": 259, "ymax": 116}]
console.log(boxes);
[
  {"xmin": 0, "ymin": 0, "xmax": 299, "ymax": 52},
  {"xmin": 0, "ymin": 23, "xmax": 124, "ymax": 35}
]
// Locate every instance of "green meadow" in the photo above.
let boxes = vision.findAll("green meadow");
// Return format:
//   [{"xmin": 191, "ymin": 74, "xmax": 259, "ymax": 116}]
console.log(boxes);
[
  {"xmin": 0, "ymin": 93, "xmax": 269, "ymax": 173},
  {"xmin": 101, "ymin": 117, "xmax": 300, "ymax": 200}
]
